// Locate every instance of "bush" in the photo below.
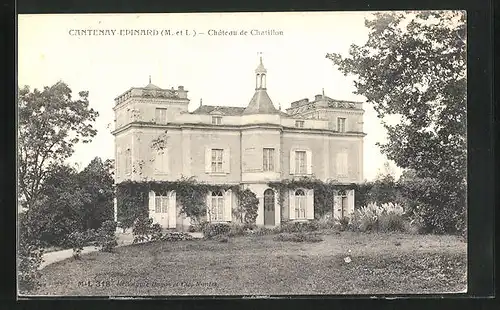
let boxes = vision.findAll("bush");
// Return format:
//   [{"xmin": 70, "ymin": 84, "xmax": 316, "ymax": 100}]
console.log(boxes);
[
  {"xmin": 96, "ymin": 220, "xmax": 118, "ymax": 252},
  {"xmin": 273, "ymin": 232, "xmax": 323, "ymax": 243},
  {"xmin": 227, "ymin": 223, "xmax": 246, "ymax": 237},
  {"xmin": 18, "ymin": 239, "xmax": 44, "ymax": 294},
  {"xmin": 349, "ymin": 202, "xmax": 408, "ymax": 233},
  {"xmin": 161, "ymin": 232, "xmax": 194, "ymax": 241},
  {"xmin": 278, "ymin": 221, "xmax": 319, "ymax": 233},
  {"xmin": 65, "ymin": 229, "xmax": 96, "ymax": 259},
  {"xmin": 132, "ymin": 217, "xmax": 161, "ymax": 243},
  {"xmin": 214, "ymin": 234, "xmax": 230, "ymax": 243},
  {"xmin": 202, "ymin": 223, "xmax": 230, "ymax": 239}
]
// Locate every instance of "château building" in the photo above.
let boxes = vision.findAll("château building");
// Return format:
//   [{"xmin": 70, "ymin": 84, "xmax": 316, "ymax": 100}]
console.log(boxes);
[{"xmin": 112, "ymin": 57, "xmax": 365, "ymax": 230}]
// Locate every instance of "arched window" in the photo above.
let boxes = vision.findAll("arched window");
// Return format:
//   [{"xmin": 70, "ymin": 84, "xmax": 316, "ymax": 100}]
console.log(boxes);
[
  {"xmin": 294, "ymin": 189, "xmax": 306, "ymax": 219},
  {"xmin": 256, "ymin": 74, "xmax": 261, "ymax": 88},
  {"xmin": 261, "ymin": 74, "xmax": 266, "ymax": 88},
  {"xmin": 210, "ymin": 190, "xmax": 224, "ymax": 221},
  {"xmin": 154, "ymin": 192, "xmax": 169, "ymax": 214}
]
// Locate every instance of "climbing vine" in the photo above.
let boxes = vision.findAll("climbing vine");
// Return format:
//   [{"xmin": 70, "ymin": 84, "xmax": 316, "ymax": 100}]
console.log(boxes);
[
  {"xmin": 268, "ymin": 177, "xmax": 357, "ymax": 218},
  {"xmin": 116, "ymin": 177, "xmax": 243, "ymax": 229}
]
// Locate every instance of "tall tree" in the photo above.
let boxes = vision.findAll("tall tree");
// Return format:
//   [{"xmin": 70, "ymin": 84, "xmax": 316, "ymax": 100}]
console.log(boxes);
[
  {"xmin": 18, "ymin": 81, "xmax": 99, "ymax": 210},
  {"xmin": 327, "ymin": 11, "xmax": 466, "ymax": 233},
  {"xmin": 78, "ymin": 157, "xmax": 115, "ymax": 230}
]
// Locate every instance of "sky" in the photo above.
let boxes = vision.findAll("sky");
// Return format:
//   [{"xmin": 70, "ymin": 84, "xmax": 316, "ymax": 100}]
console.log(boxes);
[{"xmin": 18, "ymin": 12, "xmax": 402, "ymax": 181}]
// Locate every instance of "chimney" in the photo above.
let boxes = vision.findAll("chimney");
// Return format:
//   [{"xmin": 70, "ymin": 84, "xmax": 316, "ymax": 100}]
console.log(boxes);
[{"xmin": 177, "ymin": 86, "xmax": 188, "ymax": 99}]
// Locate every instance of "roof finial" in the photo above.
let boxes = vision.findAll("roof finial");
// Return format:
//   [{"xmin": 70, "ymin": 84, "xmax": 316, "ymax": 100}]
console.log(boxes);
[
  {"xmin": 258, "ymin": 52, "xmax": 263, "ymax": 64},
  {"xmin": 149, "ymin": 75, "xmax": 151, "ymax": 84},
  {"xmin": 279, "ymin": 102, "xmax": 281, "ymax": 111},
  {"xmin": 200, "ymin": 98, "xmax": 203, "ymax": 107},
  {"xmin": 322, "ymin": 88, "xmax": 325, "ymax": 98}
]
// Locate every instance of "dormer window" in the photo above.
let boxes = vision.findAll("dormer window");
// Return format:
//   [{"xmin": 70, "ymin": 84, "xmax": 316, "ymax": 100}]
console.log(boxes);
[
  {"xmin": 212, "ymin": 116, "xmax": 222, "ymax": 125},
  {"xmin": 295, "ymin": 120, "xmax": 304, "ymax": 128}
]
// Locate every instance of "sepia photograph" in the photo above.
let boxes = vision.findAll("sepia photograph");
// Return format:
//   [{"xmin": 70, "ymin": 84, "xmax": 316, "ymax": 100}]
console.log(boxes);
[{"xmin": 17, "ymin": 11, "xmax": 467, "ymax": 296}]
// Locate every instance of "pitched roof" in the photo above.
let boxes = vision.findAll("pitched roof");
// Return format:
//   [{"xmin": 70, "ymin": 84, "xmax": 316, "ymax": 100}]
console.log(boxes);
[
  {"xmin": 242, "ymin": 89, "xmax": 280, "ymax": 115},
  {"xmin": 144, "ymin": 83, "xmax": 161, "ymax": 89},
  {"xmin": 191, "ymin": 105, "xmax": 246, "ymax": 115}
]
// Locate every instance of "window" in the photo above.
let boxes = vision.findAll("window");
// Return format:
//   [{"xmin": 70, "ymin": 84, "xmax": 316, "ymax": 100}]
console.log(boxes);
[
  {"xmin": 295, "ymin": 150, "xmax": 306, "ymax": 174},
  {"xmin": 211, "ymin": 149, "xmax": 223, "ymax": 173},
  {"xmin": 154, "ymin": 150, "xmax": 168, "ymax": 174},
  {"xmin": 337, "ymin": 117, "xmax": 346, "ymax": 132},
  {"xmin": 295, "ymin": 120, "xmax": 304, "ymax": 128},
  {"xmin": 337, "ymin": 152, "xmax": 348, "ymax": 176},
  {"xmin": 125, "ymin": 149, "xmax": 131, "ymax": 175},
  {"xmin": 212, "ymin": 116, "xmax": 222, "ymax": 125},
  {"xmin": 210, "ymin": 190, "xmax": 224, "ymax": 221},
  {"xmin": 155, "ymin": 108, "xmax": 168, "ymax": 124},
  {"xmin": 155, "ymin": 195, "xmax": 169, "ymax": 213},
  {"xmin": 263, "ymin": 148, "xmax": 275, "ymax": 171},
  {"xmin": 294, "ymin": 189, "xmax": 306, "ymax": 219}
]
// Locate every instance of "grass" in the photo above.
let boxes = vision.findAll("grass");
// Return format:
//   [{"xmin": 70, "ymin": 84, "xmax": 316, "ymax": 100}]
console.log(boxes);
[{"xmin": 33, "ymin": 232, "xmax": 466, "ymax": 296}]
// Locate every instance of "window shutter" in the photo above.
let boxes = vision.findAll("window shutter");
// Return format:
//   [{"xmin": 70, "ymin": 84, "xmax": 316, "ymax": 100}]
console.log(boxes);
[
  {"xmin": 289, "ymin": 150, "xmax": 296, "ymax": 175},
  {"xmin": 206, "ymin": 193, "xmax": 211, "ymax": 221},
  {"xmin": 223, "ymin": 190, "xmax": 232, "ymax": 222},
  {"xmin": 333, "ymin": 194, "xmax": 342, "ymax": 219},
  {"xmin": 148, "ymin": 191, "xmax": 156, "ymax": 219},
  {"xmin": 223, "ymin": 148, "xmax": 230, "ymax": 173},
  {"xmin": 306, "ymin": 150, "xmax": 312, "ymax": 175},
  {"xmin": 168, "ymin": 191, "xmax": 177, "ymax": 228},
  {"xmin": 306, "ymin": 189, "xmax": 314, "ymax": 219},
  {"xmin": 289, "ymin": 190, "xmax": 296, "ymax": 220},
  {"xmin": 347, "ymin": 189, "xmax": 355, "ymax": 216},
  {"xmin": 205, "ymin": 148, "xmax": 211, "ymax": 173}
]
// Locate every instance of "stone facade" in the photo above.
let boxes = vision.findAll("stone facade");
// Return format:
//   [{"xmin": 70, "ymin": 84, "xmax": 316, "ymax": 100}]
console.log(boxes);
[{"xmin": 112, "ymin": 58, "xmax": 365, "ymax": 230}]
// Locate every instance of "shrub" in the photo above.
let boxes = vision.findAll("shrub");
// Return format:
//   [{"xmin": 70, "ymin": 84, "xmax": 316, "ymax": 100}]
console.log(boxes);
[
  {"xmin": 278, "ymin": 221, "xmax": 319, "ymax": 233},
  {"xmin": 96, "ymin": 220, "xmax": 118, "ymax": 252},
  {"xmin": 65, "ymin": 229, "xmax": 96, "ymax": 259},
  {"xmin": 132, "ymin": 217, "xmax": 159, "ymax": 243},
  {"xmin": 234, "ymin": 189, "xmax": 259, "ymax": 225},
  {"xmin": 214, "ymin": 234, "xmax": 230, "ymax": 243},
  {"xmin": 250, "ymin": 227, "xmax": 275, "ymax": 236},
  {"xmin": 161, "ymin": 232, "xmax": 194, "ymax": 241},
  {"xmin": 338, "ymin": 217, "xmax": 350, "ymax": 231},
  {"xmin": 349, "ymin": 202, "xmax": 407, "ymax": 233},
  {"xmin": 273, "ymin": 232, "xmax": 323, "ymax": 243},
  {"xmin": 202, "ymin": 223, "xmax": 230, "ymax": 239},
  {"xmin": 18, "ymin": 239, "xmax": 44, "ymax": 294},
  {"xmin": 227, "ymin": 223, "xmax": 246, "ymax": 237}
]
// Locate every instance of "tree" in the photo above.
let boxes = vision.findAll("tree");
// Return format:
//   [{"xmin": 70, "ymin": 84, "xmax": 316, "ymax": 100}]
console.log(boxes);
[
  {"xmin": 18, "ymin": 81, "xmax": 99, "ymax": 210},
  {"xmin": 327, "ymin": 11, "xmax": 466, "ymax": 233},
  {"xmin": 77, "ymin": 157, "xmax": 115, "ymax": 230}
]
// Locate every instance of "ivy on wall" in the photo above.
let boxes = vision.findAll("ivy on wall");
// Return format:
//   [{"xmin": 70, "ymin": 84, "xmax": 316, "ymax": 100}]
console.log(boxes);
[
  {"xmin": 116, "ymin": 177, "xmax": 259, "ymax": 228},
  {"xmin": 268, "ymin": 177, "xmax": 357, "ymax": 218}
]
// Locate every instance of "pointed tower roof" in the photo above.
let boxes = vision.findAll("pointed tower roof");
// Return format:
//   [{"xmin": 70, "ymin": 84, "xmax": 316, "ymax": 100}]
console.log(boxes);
[{"xmin": 243, "ymin": 55, "xmax": 279, "ymax": 115}]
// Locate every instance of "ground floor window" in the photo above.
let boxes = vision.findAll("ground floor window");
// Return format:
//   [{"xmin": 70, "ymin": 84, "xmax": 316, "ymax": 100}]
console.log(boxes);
[
  {"xmin": 294, "ymin": 189, "xmax": 306, "ymax": 219},
  {"xmin": 210, "ymin": 190, "xmax": 224, "ymax": 221},
  {"xmin": 155, "ymin": 195, "xmax": 169, "ymax": 213}
]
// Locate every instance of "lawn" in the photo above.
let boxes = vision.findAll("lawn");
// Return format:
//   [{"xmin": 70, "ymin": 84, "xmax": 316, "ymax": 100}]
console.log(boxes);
[{"xmin": 33, "ymin": 231, "xmax": 467, "ymax": 296}]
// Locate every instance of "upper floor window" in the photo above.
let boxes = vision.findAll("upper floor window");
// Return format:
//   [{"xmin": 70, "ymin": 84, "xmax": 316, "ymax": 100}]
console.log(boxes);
[
  {"xmin": 155, "ymin": 108, "xmax": 168, "ymax": 124},
  {"xmin": 295, "ymin": 150, "xmax": 307, "ymax": 174},
  {"xmin": 124, "ymin": 148, "xmax": 132, "ymax": 175},
  {"xmin": 337, "ymin": 117, "xmax": 346, "ymax": 132},
  {"xmin": 263, "ymin": 148, "xmax": 275, "ymax": 172},
  {"xmin": 211, "ymin": 149, "xmax": 224, "ymax": 173},
  {"xmin": 212, "ymin": 116, "xmax": 222, "ymax": 125},
  {"xmin": 295, "ymin": 120, "xmax": 304, "ymax": 128}
]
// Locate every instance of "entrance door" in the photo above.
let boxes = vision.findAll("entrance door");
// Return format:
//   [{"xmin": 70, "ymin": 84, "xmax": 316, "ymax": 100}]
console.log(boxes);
[
  {"xmin": 264, "ymin": 189, "xmax": 275, "ymax": 226},
  {"xmin": 155, "ymin": 195, "xmax": 169, "ymax": 228}
]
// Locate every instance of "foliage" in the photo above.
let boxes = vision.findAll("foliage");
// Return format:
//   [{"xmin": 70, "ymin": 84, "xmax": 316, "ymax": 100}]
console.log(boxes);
[
  {"xmin": 277, "ymin": 221, "xmax": 319, "ymax": 233},
  {"xmin": 349, "ymin": 202, "xmax": 407, "ymax": 232},
  {"xmin": 65, "ymin": 229, "xmax": 97, "ymax": 259},
  {"xmin": 18, "ymin": 81, "xmax": 99, "ymax": 210},
  {"xmin": 132, "ymin": 217, "xmax": 161, "ymax": 243},
  {"xmin": 96, "ymin": 220, "xmax": 118, "ymax": 252},
  {"xmin": 268, "ymin": 177, "xmax": 357, "ymax": 218},
  {"xmin": 227, "ymin": 223, "xmax": 246, "ymax": 237},
  {"xmin": 327, "ymin": 11, "xmax": 466, "ymax": 234},
  {"xmin": 233, "ymin": 189, "xmax": 259, "ymax": 224},
  {"xmin": 26, "ymin": 164, "xmax": 90, "ymax": 246},
  {"xmin": 202, "ymin": 223, "xmax": 231, "ymax": 239},
  {"xmin": 116, "ymin": 178, "xmax": 239, "ymax": 230},
  {"xmin": 273, "ymin": 232, "xmax": 323, "ymax": 243},
  {"xmin": 77, "ymin": 157, "xmax": 115, "ymax": 231},
  {"xmin": 160, "ymin": 232, "xmax": 194, "ymax": 241},
  {"xmin": 18, "ymin": 219, "xmax": 44, "ymax": 293},
  {"xmin": 214, "ymin": 234, "xmax": 230, "ymax": 243}
]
